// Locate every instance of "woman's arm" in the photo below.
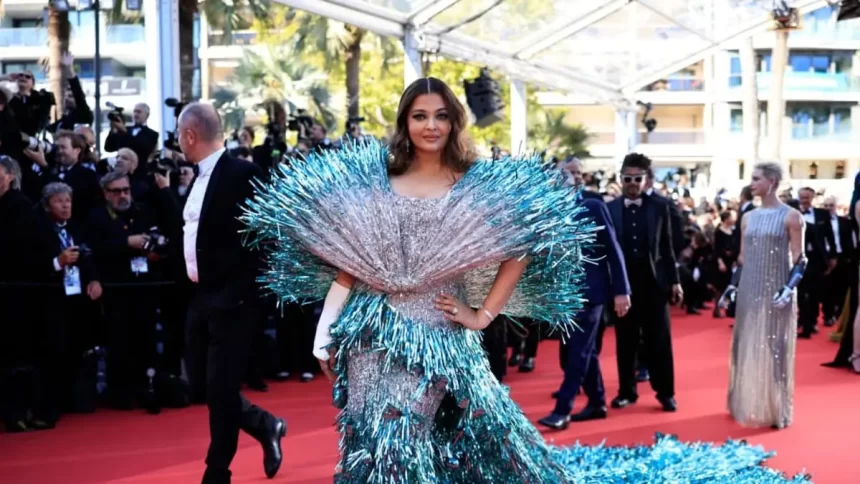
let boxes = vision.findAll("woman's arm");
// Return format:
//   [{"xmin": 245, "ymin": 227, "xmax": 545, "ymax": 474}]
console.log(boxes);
[
  {"xmin": 436, "ymin": 257, "xmax": 529, "ymax": 331},
  {"xmin": 315, "ymin": 270, "xmax": 355, "ymax": 380}
]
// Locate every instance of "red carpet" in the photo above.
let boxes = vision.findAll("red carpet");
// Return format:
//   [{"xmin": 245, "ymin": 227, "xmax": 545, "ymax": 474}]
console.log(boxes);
[{"xmin": 1, "ymin": 310, "xmax": 857, "ymax": 483}]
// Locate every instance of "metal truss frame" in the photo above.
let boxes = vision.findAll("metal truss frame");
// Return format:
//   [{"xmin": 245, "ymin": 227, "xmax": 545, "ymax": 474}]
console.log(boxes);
[{"xmin": 272, "ymin": 0, "xmax": 829, "ymax": 102}]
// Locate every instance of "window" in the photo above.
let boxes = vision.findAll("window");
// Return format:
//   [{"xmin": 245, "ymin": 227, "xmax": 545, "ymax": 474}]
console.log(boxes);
[
  {"xmin": 834, "ymin": 107, "xmax": 852, "ymax": 134},
  {"xmin": 13, "ymin": 19, "xmax": 40, "ymax": 28},
  {"xmin": 790, "ymin": 103, "xmax": 852, "ymax": 139},
  {"xmin": 809, "ymin": 162, "xmax": 819, "ymax": 180},
  {"xmin": 730, "ymin": 109, "xmax": 743, "ymax": 132},
  {"xmin": 69, "ymin": 11, "xmax": 96, "ymax": 27},
  {"xmin": 834, "ymin": 53, "xmax": 852, "ymax": 73}
]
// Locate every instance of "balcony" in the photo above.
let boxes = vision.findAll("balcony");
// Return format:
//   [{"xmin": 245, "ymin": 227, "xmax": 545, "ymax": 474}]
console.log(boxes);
[
  {"xmin": 207, "ymin": 30, "xmax": 260, "ymax": 47},
  {"xmin": 0, "ymin": 25, "xmax": 144, "ymax": 48},
  {"xmin": 644, "ymin": 76, "xmax": 705, "ymax": 92},
  {"xmin": 729, "ymin": 72, "xmax": 860, "ymax": 93}
]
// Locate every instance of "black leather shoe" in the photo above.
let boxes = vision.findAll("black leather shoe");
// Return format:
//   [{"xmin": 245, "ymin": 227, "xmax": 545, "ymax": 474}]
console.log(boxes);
[
  {"xmin": 657, "ymin": 396, "xmax": 677, "ymax": 412},
  {"xmin": 610, "ymin": 395, "xmax": 637, "ymax": 409},
  {"xmin": 569, "ymin": 406, "xmax": 607, "ymax": 422},
  {"xmin": 262, "ymin": 418, "xmax": 287, "ymax": 479},
  {"xmin": 537, "ymin": 413, "xmax": 569, "ymax": 430},
  {"xmin": 508, "ymin": 353, "xmax": 523, "ymax": 367},
  {"xmin": 518, "ymin": 357, "xmax": 535, "ymax": 373}
]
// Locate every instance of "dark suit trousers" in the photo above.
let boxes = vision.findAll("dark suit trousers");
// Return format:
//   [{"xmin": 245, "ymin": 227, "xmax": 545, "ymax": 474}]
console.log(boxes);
[
  {"xmin": 798, "ymin": 269, "xmax": 823, "ymax": 334},
  {"xmin": 615, "ymin": 261, "xmax": 675, "ymax": 400},
  {"xmin": 555, "ymin": 304, "xmax": 605, "ymax": 414},
  {"xmin": 482, "ymin": 315, "xmax": 508, "ymax": 382},
  {"xmin": 186, "ymin": 291, "xmax": 276, "ymax": 481},
  {"xmin": 823, "ymin": 257, "xmax": 852, "ymax": 321}
]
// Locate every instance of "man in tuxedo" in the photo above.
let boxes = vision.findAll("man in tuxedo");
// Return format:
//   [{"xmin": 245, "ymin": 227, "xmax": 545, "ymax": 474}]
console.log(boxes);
[
  {"xmin": 821, "ymin": 196, "xmax": 855, "ymax": 326},
  {"xmin": 797, "ymin": 187, "xmax": 837, "ymax": 337},
  {"xmin": 538, "ymin": 158, "xmax": 630, "ymax": 429},
  {"xmin": 24, "ymin": 132, "xmax": 100, "ymax": 219},
  {"xmin": 104, "ymin": 103, "xmax": 159, "ymax": 173},
  {"xmin": 607, "ymin": 153, "xmax": 682, "ymax": 412},
  {"xmin": 33, "ymin": 182, "xmax": 102, "ymax": 426},
  {"xmin": 177, "ymin": 103, "xmax": 285, "ymax": 484}
]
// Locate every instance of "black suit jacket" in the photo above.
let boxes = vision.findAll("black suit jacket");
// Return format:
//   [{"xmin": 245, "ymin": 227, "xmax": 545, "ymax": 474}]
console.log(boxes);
[
  {"xmin": 185, "ymin": 153, "xmax": 264, "ymax": 306},
  {"xmin": 105, "ymin": 126, "xmax": 159, "ymax": 167},
  {"xmin": 649, "ymin": 190, "xmax": 685, "ymax": 257},
  {"xmin": 40, "ymin": 163, "xmax": 102, "ymax": 221},
  {"xmin": 803, "ymin": 207, "xmax": 837, "ymax": 260},
  {"xmin": 34, "ymin": 211, "xmax": 99, "ymax": 293},
  {"xmin": 580, "ymin": 197, "xmax": 630, "ymax": 306},
  {"xmin": 608, "ymin": 194, "xmax": 680, "ymax": 292},
  {"xmin": 833, "ymin": 215, "xmax": 856, "ymax": 261}
]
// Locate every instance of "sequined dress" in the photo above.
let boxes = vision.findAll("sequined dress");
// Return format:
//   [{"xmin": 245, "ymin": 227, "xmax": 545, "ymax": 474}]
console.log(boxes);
[
  {"xmin": 242, "ymin": 141, "xmax": 811, "ymax": 483},
  {"xmin": 729, "ymin": 205, "xmax": 796, "ymax": 428}
]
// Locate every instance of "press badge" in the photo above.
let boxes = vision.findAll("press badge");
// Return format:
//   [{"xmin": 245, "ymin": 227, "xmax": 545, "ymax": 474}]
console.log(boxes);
[
  {"xmin": 131, "ymin": 256, "xmax": 149, "ymax": 274},
  {"xmin": 64, "ymin": 266, "xmax": 82, "ymax": 296}
]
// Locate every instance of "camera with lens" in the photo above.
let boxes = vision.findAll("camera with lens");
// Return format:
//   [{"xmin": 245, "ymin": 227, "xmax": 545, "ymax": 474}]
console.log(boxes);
[
  {"xmin": 23, "ymin": 134, "xmax": 55, "ymax": 154},
  {"xmin": 287, "ymin": 109, "xmax": 314, "ymax": 133},
  {"xmin": 164, "ymin": 98, "xmax": 188, "ymax": 119},
  {"xmin": 77, "ymin": 243, "xmax": 93, "ymax": 258},
  {"xmin": 147, "ymin": 149, "xmax": 180, "ymax": 177},
  {"xmin": 141, "ymin": 226, "xmax": 169, "ymax": 255},
  {"xmin": 106, "ymin": 102, "xmax": 125, "ymax": 123}
]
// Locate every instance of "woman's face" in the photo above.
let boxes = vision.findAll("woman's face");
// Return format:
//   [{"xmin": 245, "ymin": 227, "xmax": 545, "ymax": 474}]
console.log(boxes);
[
  {"xmin": 239, "ymin": 129, "xmax": 253, "ymax": 147},
  {"xmin": 407, "ymin": 93, "xmax": 451, "ymax": 156},
  {"xmin": 750, "ymin": 169, "xmax": 772, "ymax": 198}
]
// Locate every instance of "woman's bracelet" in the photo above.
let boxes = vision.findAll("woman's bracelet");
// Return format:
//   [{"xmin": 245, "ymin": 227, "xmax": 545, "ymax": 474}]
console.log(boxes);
[{"xmin": 479, "ymin": 307, "xmax": 494, "ymax": 322}]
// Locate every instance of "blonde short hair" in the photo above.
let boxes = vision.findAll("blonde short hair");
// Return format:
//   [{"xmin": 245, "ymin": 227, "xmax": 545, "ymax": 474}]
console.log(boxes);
[{"xmin": 753, "ymin": 161, "xmax": 784, "ymax": 185}]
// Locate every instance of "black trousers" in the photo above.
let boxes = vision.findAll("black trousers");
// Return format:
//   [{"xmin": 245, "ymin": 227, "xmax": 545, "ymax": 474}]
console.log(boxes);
[
  {"xmin": 798, "ymin": 269, "xmax": 823, "ymax": 335},
  {"xmin": 104, "ymin": 288, "xmax": 158, "ymax": 407},
  {"xmin": 277, "ymin": 301, "xmax": 319, "ymax": 375},
  {"xmin": 614, "ymin": 263, "xmax": 675, "ymax": 400},
  {"xmin": 823, "ymin": 257, "xmax": 852, "ymax": 321},
  {"xmin": 481, "ymin": 315, "xmax": 508, "ymax": 382},
  {"xmin": 186, "ymin": 291, "xmax": 276, "ymax": 482}
]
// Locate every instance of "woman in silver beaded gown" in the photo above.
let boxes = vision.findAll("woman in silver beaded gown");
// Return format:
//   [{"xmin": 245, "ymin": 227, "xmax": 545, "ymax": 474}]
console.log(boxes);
[
  {"xmin": 723, "ymin": 162, "xmax": 807, "ymax": 429},
  {"xmin": 244, "ymin": 80, "xmax": 813, "ymax": 483}
]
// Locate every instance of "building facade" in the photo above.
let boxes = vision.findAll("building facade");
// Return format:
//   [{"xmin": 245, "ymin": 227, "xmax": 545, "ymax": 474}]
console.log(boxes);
[
  {"xmin": 540, "ymin": 6, "xmax": 860, "ymax": 201},
  {"xmin": 0, "ymin": 0, "xmax": 147, "ymax": 146}
]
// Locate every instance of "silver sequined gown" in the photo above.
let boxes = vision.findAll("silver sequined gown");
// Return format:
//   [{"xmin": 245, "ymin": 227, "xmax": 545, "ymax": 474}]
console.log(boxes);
[{"xmin": 728, "ymin": 204, "xmax": 797, "ymax": 428}]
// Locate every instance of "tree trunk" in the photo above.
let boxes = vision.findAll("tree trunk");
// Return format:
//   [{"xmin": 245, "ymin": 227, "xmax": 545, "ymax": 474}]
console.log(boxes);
[
  {"xmin": 345, "ymin": 28, "xmax": 363, "ymax": 118},
  {"xmin": 47, "ymin": 6, "xmax": 71, "ymax": 123},
  {"xmin": 766, "ymin": 29, "xmax": 790, "ymax": 177},
  {"xmin": 179, "ymin": 0, "xmax": 196, "ymax": 100},
  {"xmin": 739, "ymin": 37, "xmax": 759, "ymax": 180}
]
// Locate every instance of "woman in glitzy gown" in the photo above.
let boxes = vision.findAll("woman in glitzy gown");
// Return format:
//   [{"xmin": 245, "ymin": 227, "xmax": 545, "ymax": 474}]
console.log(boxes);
[
  {"xmin": 721, "ymin": 162, "xmax": 807, "ymax": 429},
  {"xmin": 244, "ymin": 79, "xmax": 810, "ymax": 483}
]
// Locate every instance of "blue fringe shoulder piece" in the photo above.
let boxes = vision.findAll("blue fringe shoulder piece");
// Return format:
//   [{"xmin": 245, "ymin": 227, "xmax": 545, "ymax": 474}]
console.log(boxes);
[{"xmin": 240, "ymin": 139, "xmax": 597, "ymax": 330}]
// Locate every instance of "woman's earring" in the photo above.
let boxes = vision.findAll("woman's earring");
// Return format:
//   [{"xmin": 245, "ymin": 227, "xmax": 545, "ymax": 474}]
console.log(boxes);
[{"xmin": 406, "ymin": 139, "xmax": 411, "ymax": 152}]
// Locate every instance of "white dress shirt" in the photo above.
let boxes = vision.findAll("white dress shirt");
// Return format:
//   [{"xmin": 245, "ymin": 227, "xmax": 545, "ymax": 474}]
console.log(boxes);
[
  {"xmin": 183, "ymin": 148, "xmax": 225, "ymax": 282},
  {"xmin": 830, "ymin": 214, "xmax": 842, "ymax": 254}
]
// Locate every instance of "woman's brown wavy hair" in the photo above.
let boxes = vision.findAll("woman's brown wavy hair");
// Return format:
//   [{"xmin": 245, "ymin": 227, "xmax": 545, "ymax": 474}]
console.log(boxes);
[{"xmin": 388, "ymin": 77, "xmax": 477, "ymax": 176}]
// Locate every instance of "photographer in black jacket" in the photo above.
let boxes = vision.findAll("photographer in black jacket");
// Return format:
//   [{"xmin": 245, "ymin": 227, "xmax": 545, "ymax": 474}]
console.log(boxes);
[
  {"xmin": 0, "ymin": 70, "xmax": 54, "ymax": 137},
  {"xmin": 104, "ymin": 103, "xmax": 159, "ymax": 175},
  {"xmin": 49, "ymin": 53, "xmax": 94, "ymax": 133}
]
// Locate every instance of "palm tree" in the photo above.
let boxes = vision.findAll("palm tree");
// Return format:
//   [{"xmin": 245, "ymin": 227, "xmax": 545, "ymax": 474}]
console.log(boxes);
[
  {"xmin": 228, "ymin": 46, "xmax": 337, "ymax": 129},
  {"xmin": 740, "ymin": 37, "xmax": 760, "ymax": 180},
  {"xmin": 47, "ymin": 5, "xmax": 71, "ymax": 122},
  {"xmin": 292, "ymin": 12, "xmax": 399, "ymax": 120},
  {"xmin": 179, "ymin": 0, "xmax": 271, "ymax": 100},
  {"xmin": 766, "ymin": 28, "xmax": 790, "ymax": 177},
  {"xmin": 527, "ymin": 110, "xmax": 591, "ymax": 160}
]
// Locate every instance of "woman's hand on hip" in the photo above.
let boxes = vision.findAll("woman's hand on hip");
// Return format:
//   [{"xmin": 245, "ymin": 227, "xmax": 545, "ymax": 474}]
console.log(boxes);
[{"xmin": 435, "ymin": 293, "xmax": 489, "ymax": 330}]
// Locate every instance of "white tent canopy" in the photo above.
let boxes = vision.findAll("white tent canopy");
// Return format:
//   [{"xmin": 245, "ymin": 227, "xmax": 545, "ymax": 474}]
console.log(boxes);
[{"xmin": 274, "ymin": 0, "xmax": 828, "ymax": 107}]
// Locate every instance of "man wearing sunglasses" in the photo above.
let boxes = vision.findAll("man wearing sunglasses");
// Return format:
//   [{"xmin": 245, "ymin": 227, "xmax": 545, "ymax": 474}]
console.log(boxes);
[
  {"xmin": 606, "ymin": 153, "xmax": 682, "ymax": 413},
  {"xmin": 0, "ymin": 70, "xmax": 54, "ymax": 136}
]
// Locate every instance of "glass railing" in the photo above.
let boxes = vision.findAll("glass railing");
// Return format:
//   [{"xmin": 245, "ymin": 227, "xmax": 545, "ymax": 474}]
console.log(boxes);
[
  {"xmin": 0, "ymin": 25, "xmax": 143, "ymax": 48},
  {"xmin": 793, "ymin": 21, "xmax": 860, "ymax": 41},
  {"xmin": 729, "ymin": 72, "xmax": 860, "ymax": 92},
  {"xmin": 643, "ymin": 76, "xmax": 705, "ymax": 92},
  {"xmin": 790, "ymin": 128, "xmax": 852, "ymax": 141},
  {"xmin": 588, "ymin": 131, "xmax": 706, "ymax": 145},
  {"xmin": 0, "ymin": 27, "xmax": 47, "ymax": 47},
  {"xmin": 207, "ymin": 30, "xmax": 260, "ymax": 47}
]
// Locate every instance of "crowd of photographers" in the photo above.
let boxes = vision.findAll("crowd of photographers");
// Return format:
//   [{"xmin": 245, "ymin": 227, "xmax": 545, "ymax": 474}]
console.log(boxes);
[{"xmin": 0, "ymin": 59, "xmax": 372, "ymax": 433}]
